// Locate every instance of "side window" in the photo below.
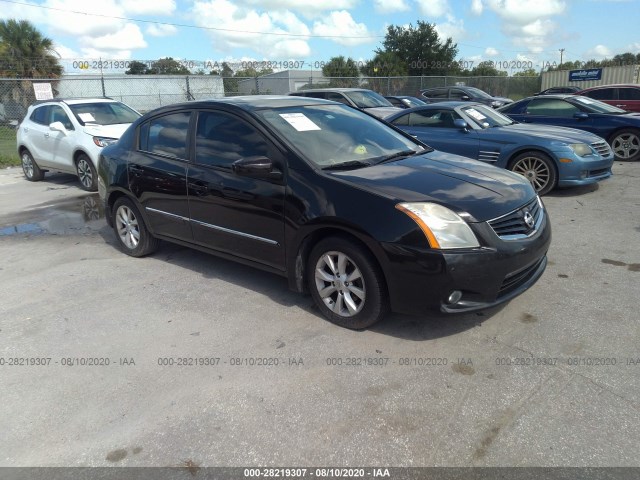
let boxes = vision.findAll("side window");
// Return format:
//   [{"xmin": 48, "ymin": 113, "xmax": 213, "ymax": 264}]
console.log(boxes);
[
  {"xmin": 305, "ymin": 92, "xmax": 327, "ymax": 99},
  {"xmin": 526, "ymin": 99, "xmax": 580, "ymax": 116},
  {"xmin": 49, "ymin": 105, "xmax": 74, "ymax": 130},
  {"xmin": 427, "ymin": 89, "xmax": 448, "ymax": 99},
  {"xmin": 619, "ymin": 88, "xmax": 640, "ymax": 101},
  {"xmin": 30, "ymin": 106, "xmax": 50, "ymax": 125},
  {"xmin": 408, "ymin": 110, "xmax": 459, "ymax": 128},
  {"xmin": 141, "ymin": 112, "xmax": 190, "ymax": 159},
  {"xmin": 583, "ymin": 88, "xmax": 614, "ymax": 100},
  {"xmin": 195, "ymin": 111, "xmax": 269, "ymax": 169},
  {"xmin": 449, "ymin": 89, "xmax": 467, "ymax": 100},
  {"xmin": 391, "ymin": 114, "xmax": 409, "ymax": 126}
]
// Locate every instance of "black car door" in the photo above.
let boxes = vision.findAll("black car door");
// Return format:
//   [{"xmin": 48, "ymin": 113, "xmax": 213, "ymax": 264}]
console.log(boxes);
[
  {"xmin": 128, "ymin": 110, "xmax": 193, "ymax": 242},
  {"xmin": 186, "ymin": 109, "xmax": 286, "ymax": 270}
]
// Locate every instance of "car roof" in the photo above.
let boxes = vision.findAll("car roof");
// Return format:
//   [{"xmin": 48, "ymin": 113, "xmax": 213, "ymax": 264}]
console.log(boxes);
[
  {"xmin": 579, "ymin": 84, "xmax": 640, "ymax": 90},
  {"xmin": 291, "ymin": 88, "xmax": 369, "ymax": 93},
  {"xmin": 146, "ymin": 95, "xmax": 338, "ymax": 114},
  {"xmin": 29, "ymin": 97, "xmax": 119, "ymax": 107}
]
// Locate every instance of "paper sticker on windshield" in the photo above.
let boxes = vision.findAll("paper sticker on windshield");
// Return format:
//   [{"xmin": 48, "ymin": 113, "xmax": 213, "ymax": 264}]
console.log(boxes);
[
  {"xmin": 78, "ymin": 113, "xmax": 96, "ymax": 122},
  {"xmin": 574, "ymin": 97, "xmax": 594, "ymax": 104},
  {"xmin": 279, "ymin": 113, "xmax": 321, "ymax": 131},
  {"xmin": 465, "ymin": 108, "xmax": 486, "ymax": 121}
]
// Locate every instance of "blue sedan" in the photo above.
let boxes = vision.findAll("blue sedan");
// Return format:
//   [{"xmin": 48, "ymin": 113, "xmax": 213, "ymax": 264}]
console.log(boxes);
[
  {"xmin": 498, "ymin": 95, "xmax": 640, "ymax": 161},
  {"xmin": 385, "ymin": 101, "xmax": 614, "ymax": 195}
]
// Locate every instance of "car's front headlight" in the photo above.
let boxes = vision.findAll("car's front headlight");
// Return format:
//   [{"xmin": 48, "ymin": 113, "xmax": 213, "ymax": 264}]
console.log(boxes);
[
  {"xmin": 93, "ymin": 136, "xmax": 118, "ymax": 147},
  {"xmin": 568, "ymin": 143, "xmax": 593, "ymax": 157},
  {"xmin": 396, "ymin": 202, "xmax": 480, "ymax": 249}
]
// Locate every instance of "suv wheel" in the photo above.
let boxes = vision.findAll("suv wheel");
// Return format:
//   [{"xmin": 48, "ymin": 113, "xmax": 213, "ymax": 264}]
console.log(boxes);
[
  {"xmin": 21, "ymin": 150, "xmax": 44, "ymax": 182},
  {"xmin": 76, "ymin": 154, "xmax": 98, "ymax": 191}
]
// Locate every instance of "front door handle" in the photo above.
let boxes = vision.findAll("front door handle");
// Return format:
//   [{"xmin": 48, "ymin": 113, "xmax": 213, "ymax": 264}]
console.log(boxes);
[
  {"xmin": 44, "ymin": 133, "xmax": 50, "ymax": 138},
  {"xmin": 615, "ymin": 104, "xmax": 627, "ymax": 108},
  {"xmin": 129, "ymin": 165, "xmax": 144, "ymax": 176}
]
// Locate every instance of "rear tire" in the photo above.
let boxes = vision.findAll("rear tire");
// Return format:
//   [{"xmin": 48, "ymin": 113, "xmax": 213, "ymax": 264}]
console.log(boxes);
[
  {"xmin": 112, "ymin": 197, "xmax": 159, "ymax": 257},
  {"xmin": 307, "ymin": 236, "xmax": 388, "ymax": 329},
  {"xmin": 76, "ymin": 154, "xmax": 98, "ymax": 191},
  {"xmin": 508, "ymin": 151, "xmax": 557, "ymax": 196},
  {"xmin": 21, "ymin": 150, "xmax": 44, "ymax": 182},
  {"xmin": 609, "ymin": 129, "xmax": 640, "ymax": 161}
]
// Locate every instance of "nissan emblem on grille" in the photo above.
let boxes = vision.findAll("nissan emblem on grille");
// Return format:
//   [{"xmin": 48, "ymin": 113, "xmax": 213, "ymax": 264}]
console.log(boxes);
[{"xmin": 523, "ymin": 210, "xmax": 535, "ymax": 229}]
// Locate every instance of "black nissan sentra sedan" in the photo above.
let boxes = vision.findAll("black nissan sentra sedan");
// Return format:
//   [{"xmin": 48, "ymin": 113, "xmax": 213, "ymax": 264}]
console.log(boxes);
[{"xmin": 98, "ymin": 96, "xmax": 551, "ymax": 329}]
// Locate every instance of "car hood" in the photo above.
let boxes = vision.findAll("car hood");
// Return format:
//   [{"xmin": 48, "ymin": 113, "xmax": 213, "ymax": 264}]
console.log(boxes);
[
  {"xmin": 83, "ymin": 123, "xmax": 132, "ymax": 138},
  {"xmin": 328, "ymin": 150, "xmax": 534, "ymax": 222},
  {"xmin": 502, "ymin": 123, "xmax": 603, "ymax": 143},
  {"xmin": 363, "ymin": 106, "xmax": 403, "ymax": 118}
]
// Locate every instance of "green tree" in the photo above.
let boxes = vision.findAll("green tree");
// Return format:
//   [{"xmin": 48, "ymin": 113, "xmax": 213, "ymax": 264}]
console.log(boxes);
[
  {"xmin": 360, "ymin": 51, "xmax": 408, "ymax": 94},
  {"xmin": 125, "ymin": 60, "xmax": 149, "ymax": 75},
  {"xmin": 513, "ymin": 68, "xmax": 538, "ymax": 77},
  {"xmin": 379, "ymin": 21, "xmax": 458, "ymax": 76},
  {"xmin": 0, "ymin": 19, "xmax": 62, "ymax": 78},
  {"xmin": 468, "ymin": 61, "xmax": 507, "ymax": 77},
  {"xmin": 147, "ymin": 57, "xmax": 190, "ymax": 75},
  {"xmin": 321, "ymin": 56, "xmax": 360, "ymax": 87}
]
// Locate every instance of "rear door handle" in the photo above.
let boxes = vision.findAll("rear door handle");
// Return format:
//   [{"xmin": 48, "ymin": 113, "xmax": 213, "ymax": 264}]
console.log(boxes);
[
  {"xmin": 615, "ymin": 104, "xmax": 626, "ymax": 108},
  {"xmin": 188, "ymin": 181, "xmax": 209, "ymax": 196},
  {"xmin": 44, "ymin": 133, "xmax": 50, "ymax": 138}
]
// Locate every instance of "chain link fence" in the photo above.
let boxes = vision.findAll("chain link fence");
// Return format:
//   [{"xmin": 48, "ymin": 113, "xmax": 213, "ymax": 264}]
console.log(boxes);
[{"xmin": 0, "ymin": 74, "xmax": 541, "ymax": 125}]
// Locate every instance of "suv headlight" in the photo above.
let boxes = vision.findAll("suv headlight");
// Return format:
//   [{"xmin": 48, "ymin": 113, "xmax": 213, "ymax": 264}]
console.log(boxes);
[
  {"xmin": 93, "ymin": 136, "xmax": 118, "ymax": 147},
  {"xmin": 396, "ymin": 202, "xmax": 480, "ymax": 249},
  {"xmin": 568, "ymin": 143, "xmax": 592, "ymax": 157}
]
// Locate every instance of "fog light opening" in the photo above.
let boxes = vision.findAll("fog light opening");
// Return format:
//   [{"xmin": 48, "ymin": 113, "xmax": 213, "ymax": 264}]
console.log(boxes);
[{"xmin": 447, "ymin": 290, "xmax": 463, "ymax": 304}]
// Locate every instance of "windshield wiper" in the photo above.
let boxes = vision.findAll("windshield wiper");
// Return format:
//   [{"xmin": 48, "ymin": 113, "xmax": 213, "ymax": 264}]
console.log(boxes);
[
  {"xmin": 375, "ymin": 150, "xmax": 423, "ymax": 165},
  {"xmin": 322, "ymin": 160, "xmax": 372, "ymax": 170}
]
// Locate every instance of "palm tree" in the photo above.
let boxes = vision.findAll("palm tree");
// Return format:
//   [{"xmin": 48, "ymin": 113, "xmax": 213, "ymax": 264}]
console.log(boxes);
[{"xmin": 0, "ymin": 19, "xmax": 63, "ymax": 78}]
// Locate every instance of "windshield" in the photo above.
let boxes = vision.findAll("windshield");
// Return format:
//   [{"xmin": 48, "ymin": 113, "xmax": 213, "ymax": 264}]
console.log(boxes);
[
  {"xmin": 460, "ymin": 104, "xmax": 514, "ymax": 129},
  {"xmin": 343, "ymin": 90, "xmax": 394, "ymax": 109},
  {"xmin": 465, "ymin": 87, "xmax": 492, "ymax": 99},
  {"xmin": 257, "ymin": 104, "xmax": 424, "ymax": 168},
  {"xmin": 69, "ymin": 102, "xmax": 141, "ymax": 126},
  {"xmin": 571, "ymin": 96, "xmax": 627, "ymax": 114}
]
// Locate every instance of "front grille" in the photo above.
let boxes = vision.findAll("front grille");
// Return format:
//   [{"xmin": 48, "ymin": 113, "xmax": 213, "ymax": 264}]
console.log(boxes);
[
  {"xmin": 499, "ymin": 257, "xmax": 545, "ymax": 297},
  {"xmin": 488, "ymin": 198, "xmax": 543, "ymax": 240},
  {"xmin": 588, "ymin": 168, "xmax": 610, "ymax": 177},
  {"xmin": 591, "ymin": 141, "xmax": 612, "ymax": 157}
]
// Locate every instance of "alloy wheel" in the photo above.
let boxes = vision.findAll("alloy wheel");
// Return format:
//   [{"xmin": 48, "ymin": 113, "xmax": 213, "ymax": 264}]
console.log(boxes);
[
  {"xmin": 115, "ymin": 205, "xmax": 140, "ymax": 250},
  {"xmin": 314, "ymin": 251, "xmax": 366, "ymax": 317},
  {"xmin": 511, "ymin": 156, "xmax": 551, "ymax": 193}
]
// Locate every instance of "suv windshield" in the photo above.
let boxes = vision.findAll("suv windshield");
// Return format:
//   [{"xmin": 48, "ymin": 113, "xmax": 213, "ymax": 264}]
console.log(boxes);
[
  {"xmin": 69, "ymin": 102, "xmax": 140, "ymax": 126},
  {"xmin": 257, "ymin": 104, "xmax": 424, "ymax": 168},
  {"xmin": 571, "ymin": 96, "xmax": 627, "ymax": 114},
  {"xmin": 461, "ymin": 104, "xmax": 514, "ymax": 129},
  {"xmin": 343, "ymin": 90, "xmax": 394, "ymax": 109}
]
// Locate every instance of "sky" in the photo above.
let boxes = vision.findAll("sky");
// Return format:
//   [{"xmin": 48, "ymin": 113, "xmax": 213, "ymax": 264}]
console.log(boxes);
[{"xmin": 0, "ymin": 0, "xmax": 639, "ymax": 75}]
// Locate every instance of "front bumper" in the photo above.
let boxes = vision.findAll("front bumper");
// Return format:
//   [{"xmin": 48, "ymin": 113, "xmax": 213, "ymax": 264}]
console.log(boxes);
[
  {"xmin": 380, "ymin": 209, "xmax": 551, "ymax": 316},
  {"xmin": 555, "ymin": 153, "xmax": 614, "ymax": 187}
]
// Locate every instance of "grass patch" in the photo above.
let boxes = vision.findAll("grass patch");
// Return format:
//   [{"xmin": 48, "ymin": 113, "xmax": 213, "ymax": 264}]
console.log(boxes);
[{"xmin": 0, "ymin": 126, "xmax": 20, "ymax": 168}]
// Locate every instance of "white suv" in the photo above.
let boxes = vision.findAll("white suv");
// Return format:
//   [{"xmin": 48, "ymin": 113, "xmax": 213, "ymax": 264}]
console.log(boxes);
[{"xmin": 17, "ymin": 98, "xmax": 140, "ymax": 191}]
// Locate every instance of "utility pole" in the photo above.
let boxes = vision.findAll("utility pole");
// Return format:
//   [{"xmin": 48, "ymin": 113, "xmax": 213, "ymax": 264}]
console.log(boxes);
[{"xmin": 559, "ymin": 48, "xmax": 565, "ymax": 67}]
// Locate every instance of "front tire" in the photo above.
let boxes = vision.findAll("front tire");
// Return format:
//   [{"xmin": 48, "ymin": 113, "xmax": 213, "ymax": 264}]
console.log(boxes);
[
  {"xmin": 21, "ymin": 150, "xmax": 44, "ymax": 182},
  {"xmin": 307, "ymin": 237, "xmax": 388, "ymax": 329},
  {"xmin": 112, "ymin": 197, "xmax": 159, "ymax": 257},
  {"xmin": 76, "ymin": 154, "xmax": 98, "ymax": 191},
  {"xmin": 609, "ymin": 129, "xmax": 640, "ymax": 161},
  {"xmin": 508, "ymin": 151, "xmax": 557, "ymax": 196}
]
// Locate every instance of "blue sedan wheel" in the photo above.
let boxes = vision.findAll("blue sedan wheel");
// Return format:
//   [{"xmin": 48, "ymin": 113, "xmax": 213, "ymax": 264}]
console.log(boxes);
[
  {"xmin": 509, "ymin": 151, "xmax": 557, "ymax": 195},
  {"xmin": 610, "ymin": 129, "xmax": 640, "ymax": 161}
]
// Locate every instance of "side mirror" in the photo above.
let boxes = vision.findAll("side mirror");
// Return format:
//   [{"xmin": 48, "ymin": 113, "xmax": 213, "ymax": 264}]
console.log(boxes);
[
  {"xmin": 232, "ymin": 156, "xmax": 282, "ymax": 180},
  {"xmin": 453, "ymin": 119, "xmax": 469, "ymax": 130},
  {"xmin": 49, "ymin": 121, "xmax": 67, "ymax": 134},
  {"xmin": 461, "ymin": 95, "xmax": 471, "ymax": 101},
  {"xmin": 573, "ymin": 112, "xmax": 589, "ymax": 120}
]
